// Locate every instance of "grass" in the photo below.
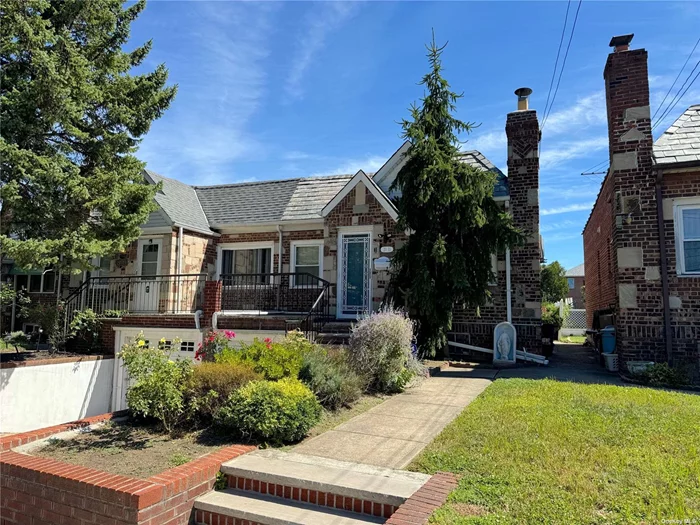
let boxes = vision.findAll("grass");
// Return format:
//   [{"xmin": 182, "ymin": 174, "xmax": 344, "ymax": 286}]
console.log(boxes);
[
  {"xmin": 410, "ymin": 379, "xmax": 700, "ymax": 524},
  {"xmin": 558, "ymin": 335, "xmax": 587, "ymax": 344}
]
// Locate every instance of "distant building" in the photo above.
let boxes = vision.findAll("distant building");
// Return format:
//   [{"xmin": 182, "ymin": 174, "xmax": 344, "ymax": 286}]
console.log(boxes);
[{"xmin": 565, "ymin": 263, "xmax": 585, "ymax": 308}]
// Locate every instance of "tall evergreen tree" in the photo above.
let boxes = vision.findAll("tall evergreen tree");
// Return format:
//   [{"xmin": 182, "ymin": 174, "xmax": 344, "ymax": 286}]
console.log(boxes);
[
  {"xmin": 0, "ymin": 0, "xmax": 176, "ymax": 272},
  {"xmin": 390, "ymin": 36, "xmax": 523, "ymax": 356}
]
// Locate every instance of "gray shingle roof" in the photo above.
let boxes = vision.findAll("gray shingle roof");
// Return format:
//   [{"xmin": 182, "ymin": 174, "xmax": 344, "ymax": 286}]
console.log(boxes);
[
  {"xmin": 194, "ymin": 175, "xmax": 353, "ymax": 226},
  {"xmin": 566, "ymin": 263, "xmax": 585, "ymax": 277},
  {"xmin": 144, "ymin": 170, "xmax": 214, "ymax": 234},
  {"xmin": 458, "ymin": 151, "xmax": 509, "ymax": 197},
  {"xmin": 653, "ymin": 104, "xmax": 700, "ymax": 166}
]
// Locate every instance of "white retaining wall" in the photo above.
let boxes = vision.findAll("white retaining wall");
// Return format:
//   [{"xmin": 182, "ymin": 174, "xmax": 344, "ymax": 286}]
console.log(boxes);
[{"xmin": 0, "ymin": 357, "xmax": 114, "ymax": 433}]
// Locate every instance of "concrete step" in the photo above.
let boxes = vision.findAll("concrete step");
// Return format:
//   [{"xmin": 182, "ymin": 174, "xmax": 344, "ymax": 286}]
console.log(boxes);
[
  {"xmin": 316, "ymin": 332, "xmax": 351, "ymax": 344},
  {"xmin": 221, "ymin": 450, "xmax": 429, "ymax": 511},
  {"xmin": 320, "ymin": 322, "xmax": 354, "ymax": 334},
  {"xmin": 194, "ymin": 489, "xmax": 385, "ymax": 525}
]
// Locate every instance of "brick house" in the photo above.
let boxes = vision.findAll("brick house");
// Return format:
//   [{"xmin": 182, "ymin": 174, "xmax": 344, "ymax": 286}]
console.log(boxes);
[
  {"xmin": 5, "ymin": 91, "xmax": 543, "ymax": 356},
  {"xmin": 565, "ymin": 263, "xmax": 585, "ymax": 308},
  {"xmin": 583, "ymin": 34, "xmax": 700, "ymax": 376}
]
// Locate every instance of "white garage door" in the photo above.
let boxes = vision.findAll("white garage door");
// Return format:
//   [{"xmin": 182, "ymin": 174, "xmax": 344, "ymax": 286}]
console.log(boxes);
[{"xmin": 112, "ymin": 327, "xmax": 203, "ymax": 412}]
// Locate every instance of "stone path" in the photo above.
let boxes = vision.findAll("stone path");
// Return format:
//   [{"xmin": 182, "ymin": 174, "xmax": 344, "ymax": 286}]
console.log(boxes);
[{"xmin": 293, "ymin": 367, "xmax": 496, "ymax": 469}]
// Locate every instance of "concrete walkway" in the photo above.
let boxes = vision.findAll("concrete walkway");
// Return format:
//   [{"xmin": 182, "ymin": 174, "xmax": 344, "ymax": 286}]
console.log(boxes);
[{"xmin": 293, "ymin": 367, "xmax": 496, "ymax": 469}]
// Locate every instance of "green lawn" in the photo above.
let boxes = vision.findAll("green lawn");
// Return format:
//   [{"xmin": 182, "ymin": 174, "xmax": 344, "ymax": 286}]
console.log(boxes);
[
  {"xmin": 558, "ymin": 335, "xmax": 587, "ymax": 344},
  {"xmin": 410, "ymin": 379, "xmax": 700, "ymax": 524}
]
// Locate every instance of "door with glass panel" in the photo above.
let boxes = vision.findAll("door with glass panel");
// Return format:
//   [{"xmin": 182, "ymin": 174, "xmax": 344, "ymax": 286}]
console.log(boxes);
[
  {"xmin": 338, "ymin": 233, "xmax": 371, "ymax": 319},
  {"xmin": 133, "ymin": 239, "xmax": 162, "ymax": 312}
]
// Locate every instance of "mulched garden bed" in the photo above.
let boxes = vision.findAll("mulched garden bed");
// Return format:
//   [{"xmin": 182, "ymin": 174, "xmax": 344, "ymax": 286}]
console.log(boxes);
[
  {"xmin": 0, "ymin": 347, "xmax": 107, "ymax": 363},
  {"xmin": 31, "ymin": 420, "xmax": 235, "ymax": 479}
]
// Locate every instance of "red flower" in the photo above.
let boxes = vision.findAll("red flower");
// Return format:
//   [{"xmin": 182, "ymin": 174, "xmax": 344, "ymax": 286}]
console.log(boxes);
[
  {"xmin": 225, "ymin": 330, "xmax": 236, "ymax": 339},
  {"xmin": 264, "ymin": 337, "xmax": 272, "ymax": 344}
]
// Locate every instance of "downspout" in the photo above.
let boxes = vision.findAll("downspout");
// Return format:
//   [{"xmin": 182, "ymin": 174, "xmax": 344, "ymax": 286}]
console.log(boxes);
[
  {"xmin": 655, "ymin": 169, "xmax": 673, "ymax": 366},
  {"xmin": 177, "ymin": 226, "xmax": 183, "ymax": 311},
  {"xmin": 505, "ymin": 248, "xmax": 512, "ymax": 324},
  {"xmin": 276, "ymin": 224, "xmax": 283, "ymax": 311},
  {"xmin": 504, "ymin": 200, "xmax": 513, "ymax": 324}
]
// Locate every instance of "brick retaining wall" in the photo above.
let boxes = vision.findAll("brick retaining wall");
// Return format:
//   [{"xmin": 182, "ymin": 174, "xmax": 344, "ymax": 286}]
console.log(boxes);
[{"xmin": 0, "ymin": 413, "xmax": 255, "ymax": 525}]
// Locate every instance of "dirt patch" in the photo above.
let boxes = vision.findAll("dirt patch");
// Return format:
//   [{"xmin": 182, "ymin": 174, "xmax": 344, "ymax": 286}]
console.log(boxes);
[
  {"xmin": 31, "ymin": 421, "xmax": 234, "ymax": 479},
  {"xmin": 0, "ymin": 348, "xmax": 106, "ymax": 363},
  {"xmin": 452, "ymin": 503, "xmax": 488, "ymax": 517}
]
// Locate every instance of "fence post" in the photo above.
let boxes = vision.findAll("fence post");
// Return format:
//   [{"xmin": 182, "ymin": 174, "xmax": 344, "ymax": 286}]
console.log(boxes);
[{"xmin": 202, "ymin": 280, "xmax": 222, "ymax": 329}]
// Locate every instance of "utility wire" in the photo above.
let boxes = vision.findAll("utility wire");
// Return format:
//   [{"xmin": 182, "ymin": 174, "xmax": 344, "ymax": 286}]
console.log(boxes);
[
  {"xmin": 581, "ymin": 158, "xmax": 609, "ymax": 176},
  {"xmin": 542, "ymin": 0, "xmax": 583, "ymax": 131},
  {"xmin": 652, "ymin": 59, "xmax": 700, "ymax": 131},
  {"xmin": 542, "ymin": 0, "xmax": 571, "ymax": 126},
  {"xmin": 651, "ymin": 36, "xmax": 700, "ymax": 123}
]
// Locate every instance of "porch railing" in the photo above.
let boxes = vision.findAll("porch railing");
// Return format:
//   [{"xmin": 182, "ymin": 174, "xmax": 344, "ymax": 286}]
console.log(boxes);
[
  {"xmin": 63, "ymin": 273, "xmax": 207, "ymax": 329},
  {"xmin": 220, "ymin": 273, "xmax": 328, "ymax": 314}
]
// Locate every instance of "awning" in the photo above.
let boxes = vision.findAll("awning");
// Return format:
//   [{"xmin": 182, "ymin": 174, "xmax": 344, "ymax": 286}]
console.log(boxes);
[{"xmin": 8, "ymin": 267, "xmax": 44, "ymax": 276}]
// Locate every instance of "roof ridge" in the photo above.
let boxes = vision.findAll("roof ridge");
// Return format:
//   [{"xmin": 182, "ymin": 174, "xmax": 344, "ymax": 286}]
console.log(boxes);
[{"xmin": 194, "ymin": 173, "xmax": 353, "ymax": 191}]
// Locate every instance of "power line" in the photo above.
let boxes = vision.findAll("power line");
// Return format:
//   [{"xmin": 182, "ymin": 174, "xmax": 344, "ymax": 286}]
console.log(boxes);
[
  {"xmin": 650, "ymin": 36, "xmax": 700, "ymax": 123},
  {"xmin": 542, "ymin": 0, "xmax": 583, "ymax": 131},
  {"xmin": 542, "ymin": 0, "xmax": 571, "ymax": 126},
  {"xmin": 581, "ymin": 158, "xmax": 609, "ymax": 176},
  {"xmin": 652, "ymin": 59, "xmax": 700, "ymax": 131}
]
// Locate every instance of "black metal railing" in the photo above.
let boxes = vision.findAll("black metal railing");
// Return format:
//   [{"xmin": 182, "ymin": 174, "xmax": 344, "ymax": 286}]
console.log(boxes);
[
  {"xmin": 63, "ymin": 274, "xmax": 207, "ymax": 329},
  {"xmin": 219, "ymin": 272, "xmax": 329, "ymax": 314},
  {"xmin": 300, "ymin": 285, "xmax": 331, "ymax": 342}
]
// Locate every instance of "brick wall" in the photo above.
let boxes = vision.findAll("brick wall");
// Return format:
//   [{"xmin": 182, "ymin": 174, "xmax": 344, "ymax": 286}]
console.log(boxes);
[
  {"xmin": 583, "ymin": 172, "xmax": 617, "ymax": 328},
  {"xmin": 0, "ymin": 414, "xmax": 255, "ymax": 525},
  {"xmin": 566, "ymin": 276, "xmax": 585, "ymax": 309},
  {"xmin": 98, "ymin": 316, "xmax": 200, "ymax": 354}
]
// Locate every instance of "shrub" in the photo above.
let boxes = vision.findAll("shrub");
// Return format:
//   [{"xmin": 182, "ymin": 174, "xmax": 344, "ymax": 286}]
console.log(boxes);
[
  {"xmin": 216, "ymin": 332, "xmax": 309, "ymax": 380},
  {"xmin": 191, "ymin": 362, "xmax": 262, "ymax": 423},
  {"xmin": 215, "ymin": 378, "xmax": 321, "ymax": 444},
  {"xmin": 541, "ymin": 302, "xmax": 563, "ymax": 330},
  {"xmin": 196, "ymin": 330, "xmax": 236, "ymax": 361},
  {"xmin": 632, "ymin": 362, "xmax": 689, "ymax": 388},
  {"xmin": 119, "ymin": 337, "xmax": 195, "ymax": 434},
  {"xmin": 348, "ymin": 307, "xmax": 419, "ymax": 393},
  {"xmin": 299, "ymin": 347, "xmax": 365, "ymax": 410},
  {"xmin": 67, "ymin": 308, "xmax": 102, "ymax": 351}
]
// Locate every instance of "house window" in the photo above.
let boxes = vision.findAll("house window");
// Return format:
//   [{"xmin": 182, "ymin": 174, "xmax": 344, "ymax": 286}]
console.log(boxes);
[
  {"xmin": 220, "ymin": 246, "xmax": 272, "ymax": 284},
  {"xmin": 18, "ymin": 267, "xmax": 56, "ymax": 294},
  {"xmin": 568, "ymin": 277, "xmax": 575, "ymax": 289},
  {"xmin": 676, "ymin": 203, "xmax": 700, "ymax": 275},
  {"xmin": 291, "ymin": 242, "xmax": 323, "ymax": 287},
  {"xmin": 91, "ymin": 256, "xmax": 112, "ymax": 286}
]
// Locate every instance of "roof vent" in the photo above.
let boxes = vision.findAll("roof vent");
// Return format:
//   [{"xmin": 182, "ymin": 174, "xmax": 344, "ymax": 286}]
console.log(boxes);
[
  {"xmin": 514, "ymin": 87, "xmax": 533, "ymax": 111},
  {"xmin": 609, "ymin": 34, "xmax": 634, "ymax": 53}
]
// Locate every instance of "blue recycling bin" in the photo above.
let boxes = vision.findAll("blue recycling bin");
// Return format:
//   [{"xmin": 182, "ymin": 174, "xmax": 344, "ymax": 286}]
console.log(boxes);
[{"xmin": 600, "ymin": 326, "xmax": 616, "ymax": 354}]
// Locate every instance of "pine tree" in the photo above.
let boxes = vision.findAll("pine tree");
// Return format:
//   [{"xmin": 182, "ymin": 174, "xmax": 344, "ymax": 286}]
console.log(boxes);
[
  {"xmin": 390, "ymin": 35, "xmax": 523, "ymax": 356},
  {"xmin": 0, "ymin": 0, "xmax": 176, "ymax": 272}
]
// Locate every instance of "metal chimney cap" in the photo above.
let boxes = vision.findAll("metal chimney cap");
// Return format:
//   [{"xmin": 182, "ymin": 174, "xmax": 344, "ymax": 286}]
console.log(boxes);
[
  {"xmin": 609, "ymin": 34, "xmax": 634, "ymax": 48},
  {"xmin": 514, "ymin": 87, "xmax": 533, "ymax": 98}
]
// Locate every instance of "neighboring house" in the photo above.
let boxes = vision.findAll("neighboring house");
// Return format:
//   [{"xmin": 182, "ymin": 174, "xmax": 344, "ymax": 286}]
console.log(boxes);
[
  {"xmin": 583, "ymin": 34, "xmax": 700, "ymax": 376},
  {"xmin": 5, "ymin": 91, "xmax": 543, "ymax": 355},
  {"xmin": 565, "ymin": 263, "xmax": 585, "ymax": 308}
]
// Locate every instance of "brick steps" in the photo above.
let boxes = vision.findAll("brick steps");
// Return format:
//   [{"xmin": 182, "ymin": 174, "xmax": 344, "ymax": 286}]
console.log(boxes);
[
  {"xmin": 193, "ymin": 450, "xmax": 431, "ymax": 525},
  {"xmin": 194, "ymin": 489, "xmax": 384, "ymax": 525}
]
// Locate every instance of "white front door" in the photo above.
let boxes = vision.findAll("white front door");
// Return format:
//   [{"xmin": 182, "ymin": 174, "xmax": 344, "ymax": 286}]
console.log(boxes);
[
  {"xmin": 133, "ymin": 239, "xmax": 162, "ymax": 312},
  {"xmin": 337, "ymin": 232, "xmax": 372, "ymax": 319}
]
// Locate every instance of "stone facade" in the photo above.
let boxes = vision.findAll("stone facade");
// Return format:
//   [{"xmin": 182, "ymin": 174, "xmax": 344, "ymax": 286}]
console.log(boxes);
[{"xmin": 583, "ymin": 41, "xmax": 700, "ymax": 376}]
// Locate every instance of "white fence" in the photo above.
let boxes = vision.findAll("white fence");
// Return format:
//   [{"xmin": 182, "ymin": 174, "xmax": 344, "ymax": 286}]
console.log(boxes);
[
  {"xmin": 0, "ymin": 357, "xmax": 115, "ymax": 433},
  {"xmin": 556, "ymin": 299, "xmax": 586, "ymax": 336}
]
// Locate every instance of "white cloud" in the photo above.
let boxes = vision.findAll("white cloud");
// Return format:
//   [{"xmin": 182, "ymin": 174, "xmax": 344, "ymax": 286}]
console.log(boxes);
[
  {"xmin": 541, "ymin": 91, "xmax": 607, "ymax": 137},
  {"xmin": 138, "ymin": 2, "xmax": 277, "ymax": 184},
  {"xmin": 540, "ymin": 137, "xmax": 609, "ymax": 170},
  {"xmin": 540, "ymin": 219, "xmax": 578, "ymax": 233},
  {"xmin": 541, "ymin": 203, "xmax": 594, "ymax": 216},
  {"xmin": 311, "ymin": 155, "xmax": 387, "ymax": 177},
  {"xmin": 464, "ymin": 130, "xmax": 506, "ymax": 155},
  {"xmin": 286, "ymin": 2, "xmax": 360, "ymax": 100}
]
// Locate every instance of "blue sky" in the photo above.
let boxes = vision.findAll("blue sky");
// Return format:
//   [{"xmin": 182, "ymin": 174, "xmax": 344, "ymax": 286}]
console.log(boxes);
[{"xmin": 130, "ymin": 1, "xmax": 700, "ymax": 271}]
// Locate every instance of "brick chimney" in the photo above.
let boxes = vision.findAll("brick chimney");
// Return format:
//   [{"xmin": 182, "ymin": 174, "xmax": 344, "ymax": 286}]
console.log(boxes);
[{"xmin": 505, "ymin": 88, "xmax": 542, "ymax": 353}]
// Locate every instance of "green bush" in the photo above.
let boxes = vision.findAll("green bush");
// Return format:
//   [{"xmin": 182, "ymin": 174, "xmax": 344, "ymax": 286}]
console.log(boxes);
[
  {"xmin": 633, "ymin": 362, "xmax": 690, "ymax": 388},
  {"xmin": 215, "ymin": 378, "xmax": 321, "ymax": 444},
  {"xmin": 119, "ymin": 337, "xmax": 195, "ymax": 434},
  {"xmin": 67, "ymin": 308, "xmax": 102, "ymax": 351},
  {"xmin": 299, "ymin": 347, "xmax": 365, "ymax": 410},
  {"xmin": 348, "ymin": 307, "xmax": 422, "ymax": 393},
  {"xmin": 216, "ymin": 332, "xmax": 310, "ymax": 380},
  {"xmin": 542, "ymin": 302, "xmax": 563, "ymax": 330},
  {"xmin": 191, "ymin": 362, "xmax": 262, "ymax": 423}
]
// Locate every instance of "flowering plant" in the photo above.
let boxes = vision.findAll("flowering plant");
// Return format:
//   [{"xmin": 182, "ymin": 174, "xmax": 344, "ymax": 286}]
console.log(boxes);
[{"xmin": 195, "ymin": 330, "xmax": 235, "ymax": 361}]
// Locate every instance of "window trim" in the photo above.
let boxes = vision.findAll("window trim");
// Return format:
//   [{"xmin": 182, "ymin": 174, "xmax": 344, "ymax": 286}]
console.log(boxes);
[
  {"xmin": 216, "ymin": 241, "xmax": 275, "ymax": 282},
  {"xmin": 290, "ymin": 240, "xmax": 324, "ymax": 288},
  {"xmin": 568, "ymin": 277, "xmax": 576, "ymax": 289},
  {"xmin": 20, "ymin": 269, "xmax": 57, "ymax": 294},
  {"xmin": 673, "ymin": 198, "xmax": 700, "ymax": 276}
]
